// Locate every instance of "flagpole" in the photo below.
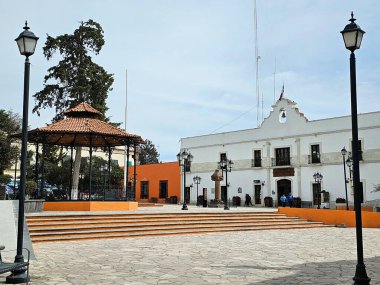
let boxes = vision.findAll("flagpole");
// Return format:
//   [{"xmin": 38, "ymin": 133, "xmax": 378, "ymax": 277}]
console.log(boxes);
[
  {"xmin": 123, "ymin": 69, "xmax": 128, "ymax": 197},
  {"xmin": 279, "ymin": 83, "xmax": 284, "ymax": 100}
]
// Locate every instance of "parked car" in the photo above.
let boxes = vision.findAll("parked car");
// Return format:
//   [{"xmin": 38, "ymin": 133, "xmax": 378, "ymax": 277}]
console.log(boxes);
[
  {"xmin": 7, "ymin": 179, "xmax": 20, "ymax": 190},
  {"xmin": 37, "ymin": 180, "xmax": 53, "ymax": 194},
  {"xmin": 5, "ymin": 185, "xmax": 15, "ymax": 195}
]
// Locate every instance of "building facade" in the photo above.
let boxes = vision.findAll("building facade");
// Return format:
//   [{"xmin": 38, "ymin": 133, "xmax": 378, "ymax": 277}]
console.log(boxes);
[
  {"xmin": 180, "ymin": 98, "xmax": 380, "ymax": 208},
  {"xmin": 127, "ymin": 162, "xmax": 181, "ymax": 204}
]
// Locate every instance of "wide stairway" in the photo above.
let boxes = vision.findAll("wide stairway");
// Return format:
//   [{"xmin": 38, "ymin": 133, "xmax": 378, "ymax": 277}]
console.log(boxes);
[{"xmin": 26, "ymin": 212, "xmax": 331, "ymax": 243}]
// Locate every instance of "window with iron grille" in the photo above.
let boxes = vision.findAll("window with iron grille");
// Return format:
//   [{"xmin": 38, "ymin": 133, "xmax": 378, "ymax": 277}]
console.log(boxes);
[
  {"xmin": 159, "ymin": 180, "xmax": 168, "ymax": 198},
  {"xmin": 140, "ymin": 181, "xmax": 149, "ymax": 199},
  {"xmin": 275, "ymin": 147, "xmax": 290, "ymax": 166},
  {"xmin": 253, "ymin": 150, "xmax": 262, "ymax": 167},
  {"xmin": 311, "ymin": 144, "xmax": 320, "ymax": 163}
]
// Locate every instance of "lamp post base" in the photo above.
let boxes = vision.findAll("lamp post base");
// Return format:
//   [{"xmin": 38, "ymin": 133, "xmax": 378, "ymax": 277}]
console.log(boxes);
[
  {"xmin": 353, "ymin": 263, "xmax": 370, "ymax": 285},
  {"xmin": 6, "ymin": 268, "xmax": 29, "ymax": 284}
]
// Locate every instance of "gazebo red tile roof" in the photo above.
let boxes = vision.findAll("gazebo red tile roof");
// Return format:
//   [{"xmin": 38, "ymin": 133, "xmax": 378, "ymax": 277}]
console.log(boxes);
[
  {"xmin": 20, "ymin": 102, "xmax": 144, "ymax": 147},
  {"xmin": 64, "ymin": 102, "xmax": 102, "ymax": 116}
]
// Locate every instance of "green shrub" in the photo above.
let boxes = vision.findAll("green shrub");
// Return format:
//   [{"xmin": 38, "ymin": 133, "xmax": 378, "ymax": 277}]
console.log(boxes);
[{"xmin": 25, "ymin": 180, "xmax": 37, "ymax": 196}]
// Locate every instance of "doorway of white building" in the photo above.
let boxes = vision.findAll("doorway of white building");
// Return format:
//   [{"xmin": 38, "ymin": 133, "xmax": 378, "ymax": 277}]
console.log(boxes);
[
  {"xmin": 277, "ymin": 179, "xmax": 291, "ymax": 205},
  {"xmin": 254, "ymin": 185, "xmax": 261, "ymax": 205}
]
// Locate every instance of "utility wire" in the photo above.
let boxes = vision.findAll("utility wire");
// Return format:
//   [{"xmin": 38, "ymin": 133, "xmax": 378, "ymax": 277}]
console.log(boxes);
[{"xmin": 210, "ymin": 105, "xmax": 257, "ymax": 134}]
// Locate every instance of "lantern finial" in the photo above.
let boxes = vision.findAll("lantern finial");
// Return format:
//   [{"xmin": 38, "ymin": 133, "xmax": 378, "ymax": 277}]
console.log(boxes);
[{"xmin": 350, "ymin": 12, "xmax": 356, "ymax": 23}]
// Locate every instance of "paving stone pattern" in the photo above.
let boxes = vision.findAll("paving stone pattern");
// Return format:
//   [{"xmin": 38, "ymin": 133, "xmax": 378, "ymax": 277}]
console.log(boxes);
[{"xmin": 2, "ymin": 227, "xmax": 379, "ymax": 285}]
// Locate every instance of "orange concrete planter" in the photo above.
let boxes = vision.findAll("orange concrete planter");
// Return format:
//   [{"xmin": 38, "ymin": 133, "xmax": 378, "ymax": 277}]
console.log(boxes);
[
  {"xmin": 278, "ymin": 207, "xmax": 380, "ymax": 228},
  {"xmin": 44, "ymin": 201, "xmax": 138, "ymax": 212}
]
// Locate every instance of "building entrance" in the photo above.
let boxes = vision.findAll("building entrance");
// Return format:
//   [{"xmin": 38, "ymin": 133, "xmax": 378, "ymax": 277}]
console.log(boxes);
[
  {"xmin": 185, "ymin": 187, "xmax": 191, "ymax": 204},
  {"xmin": 254, "ymin": 185, "xmax": 261, "ymax": 205},
  {"xmin": 277, "ymin": 179, "xmax": 291, "ymax": 205}
]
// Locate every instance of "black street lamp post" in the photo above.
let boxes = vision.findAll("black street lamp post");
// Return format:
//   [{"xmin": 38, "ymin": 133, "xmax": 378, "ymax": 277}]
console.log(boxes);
[
  {"xmin": 177, "ymin": 149, "xmax": 193, "ymax": 210},
  {"xmin": 193, "ymin": 175, "xmax": 201, "ymax": 206},
  {"xmin": 341, "ymin": 147, "xmax": 349, "ymax": 210},
  {"xmin": 341, "ymin": 12, "xmax": 370, "ymax": 284},
  {"xmin": 7, "ymin": 22, "xmax": 38, "ymax": 284},
  {"xmin": 313, "ymin": 172, "xmax": 323, "ymax": 209},
  {"xmin": 219, "ymin": 157, "xmax": 233, "ymax": 210}
]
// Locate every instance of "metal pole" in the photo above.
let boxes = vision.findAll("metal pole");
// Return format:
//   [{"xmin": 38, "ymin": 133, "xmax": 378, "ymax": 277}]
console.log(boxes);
[
  {"xmin": 224, "ymin": 165, "xmax": 229, "ymax": 210},
  {"xmin": 40, "ymin": 144, "xmax": 45, "ymax": 198},
  {"xmin": 343, "ymin": 153, "xmax": 349, "ymax": 210},
  {"xmin": 196, "ymin": 182, "xmax": 199, "ymax": 206},
  {"xmin": 14, "ymin": 153, "xmax": 18, "ymax": 197},
  {"xmin": 69, "ymin": 146, "xmax": 74, "ymax": 200},
  {"xmin": 350, "ymin": 52, "xmax": 370, "ymax": 284},
  {"xmin": 34, "ymin": 144, "xmax": 38, "ymax": 192},
  {"xmin": 126, "ymin": 143, "xmax": 130, "ymax": 201},
  {"xmin": 182, "ymin": 159, "xmax": 188, "ymax": 210},
  {"xmin": 133, "ymin": 144, "xmax": 137, "ymax": 201},
  {"xmin": 8, "ymin": 57, "xmax": 30, "ymax": 283},
  {"xmin": 89, "ymin": 138, "xmax": 93, "ymax": 201},
  {"xmin": 107, "ymin": 147, "xmax": 111, "ymax": 200},
  {"xmin": 318, "ymin": 180, "xmax": 321, "ymax": 209}
]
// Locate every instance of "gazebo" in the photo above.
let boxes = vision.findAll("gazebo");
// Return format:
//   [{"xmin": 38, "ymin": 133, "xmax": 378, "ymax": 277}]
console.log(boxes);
[{"xmin": 15, "ymin": 102, "xmax": 144, "ymax": 211}]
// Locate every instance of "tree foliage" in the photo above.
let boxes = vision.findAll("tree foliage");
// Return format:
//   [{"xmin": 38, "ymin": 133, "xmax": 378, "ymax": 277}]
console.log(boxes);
[
  {"xmin": 33, "ymin": 19, "xmax": 114, "ymax": 120},
  {"xmin": 0, "ymin": 110, "xmax": 21, "ymax": 175},
  {"xmin": 138, "ymin": 139, "xmax": 159, "ymax": 165},
  {"xmin": 79, "ymin": 156, "xmax": 123, "ymax": 187}
]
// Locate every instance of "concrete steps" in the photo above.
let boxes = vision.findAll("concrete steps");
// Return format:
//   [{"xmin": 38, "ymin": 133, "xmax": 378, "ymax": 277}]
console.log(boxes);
[{"xmin": 26, "ymin": 212, "xmax": 332, "ymax": 243}]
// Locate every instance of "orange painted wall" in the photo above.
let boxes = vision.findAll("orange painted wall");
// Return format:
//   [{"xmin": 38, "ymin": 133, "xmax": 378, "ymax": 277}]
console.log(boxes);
[
  {"xmin": 278, "ymin": 207, "xmax": 380, "ymax": 228},
  {"xmin": 127, "ymin": 162, "xmax": 180, "ymax": 203}
]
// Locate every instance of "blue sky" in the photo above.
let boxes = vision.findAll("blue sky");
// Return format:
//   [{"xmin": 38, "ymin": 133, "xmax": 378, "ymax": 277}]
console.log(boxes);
[{"xmin": 1, "ymin": 1, "xmax": 379, "ymax": 161}]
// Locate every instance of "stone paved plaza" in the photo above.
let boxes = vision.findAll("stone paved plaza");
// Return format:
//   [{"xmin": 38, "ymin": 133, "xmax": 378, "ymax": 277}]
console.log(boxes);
[
  {"xmin": 1, "ymin": 206, "xmax": 380, "ymax": 284},
  {"xmin": 5, "ymin": 228, "xmax": 380, "ymax": 284}
]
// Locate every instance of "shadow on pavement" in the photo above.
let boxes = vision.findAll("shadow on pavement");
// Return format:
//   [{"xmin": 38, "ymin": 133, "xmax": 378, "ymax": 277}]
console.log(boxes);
[{"xmin": 226, "ymin": 256, "xmax": 379, "ymax": 284}]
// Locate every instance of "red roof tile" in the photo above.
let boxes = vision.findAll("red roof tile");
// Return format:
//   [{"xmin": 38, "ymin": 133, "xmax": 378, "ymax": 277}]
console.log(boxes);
[{"xmin": 16, "ymin": 103, "xmax": 144, "ymax": 147}]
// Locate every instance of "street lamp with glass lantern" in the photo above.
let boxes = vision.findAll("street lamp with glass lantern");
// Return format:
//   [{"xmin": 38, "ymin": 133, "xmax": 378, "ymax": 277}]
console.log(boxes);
[
  {"xmin": 341, "ymin": 12, "xmax": 370, "ymax": 284},
  {"xmin": 193, "ymin": 175, "xmax": 201, "ymax": 206},
  {"xmin": 219, "ymin": 157, "xmax": 233, "ymax": 210},
  {"xmin": 177, "ymin": 149, "xmax": 193, "ymax": 210},
  {"xmin": 313, "ymin": 172, "xmax": 323, "ymax": 209},
  {"xmin": 7, "ymin": 21, "xmax": 38, "ymax": 284},
  {"xmin": 341, "ymin": 147, "xmax": 349, "ymax": 210}
]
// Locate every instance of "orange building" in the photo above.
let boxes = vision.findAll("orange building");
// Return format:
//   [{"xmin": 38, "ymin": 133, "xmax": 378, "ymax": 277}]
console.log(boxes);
[{"xmin": 127, "ymin": 162, "xmax": 181, "ymax": 203}]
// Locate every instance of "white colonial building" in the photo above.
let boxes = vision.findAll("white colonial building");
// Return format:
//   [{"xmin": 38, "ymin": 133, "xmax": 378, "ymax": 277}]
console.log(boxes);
[{"xmin": 180, "ymin": 97, "xmax": 380, "ymax": 208}]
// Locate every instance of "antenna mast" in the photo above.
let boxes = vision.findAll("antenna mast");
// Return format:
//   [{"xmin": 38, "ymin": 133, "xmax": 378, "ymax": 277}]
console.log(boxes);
[{"xmin": 273, "ymin": 58, "xmax": 276, "ymax": 104}]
